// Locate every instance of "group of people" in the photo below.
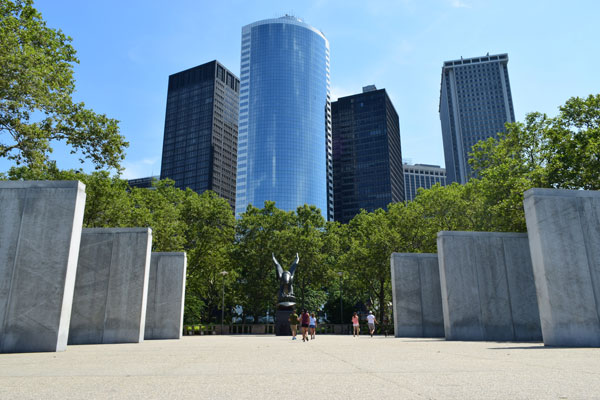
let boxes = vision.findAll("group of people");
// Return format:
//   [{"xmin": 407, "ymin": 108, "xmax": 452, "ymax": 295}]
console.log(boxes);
[
  {"xmin": 288, "ymin": 310, "xmax": 379, "ymax": 341},
  {"xmin": 352, "ymin": 311, "xmax": 378, "ymax": 337},
  {"xmin": 288, "ymin": 309, "xmax": 317, "ymax": 342}
]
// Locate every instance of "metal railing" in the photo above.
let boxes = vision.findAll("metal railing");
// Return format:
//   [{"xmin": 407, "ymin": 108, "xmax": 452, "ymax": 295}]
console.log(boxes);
[{"xmin": 182, "ymin": 323, "xmax": 393, "ymax": 336}]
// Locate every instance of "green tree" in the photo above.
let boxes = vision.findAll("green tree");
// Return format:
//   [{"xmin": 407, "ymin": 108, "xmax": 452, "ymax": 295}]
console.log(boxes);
[
  {"xmin": 341, "ymin": 209, "xmax": 400, "ymax": 324},
  {"xmin": 181, "ymin": 190, "xmax": 236, "ymax": 324},
  {"xmin": 544, "ymin": 94, "xmax": 600, "ymax": 190},
  {"xmin": 231, "ymin": 202, "xmax": 296, "ymax": 320},
  {"xmin": 231, "ymin": 202, "xmax": 333, "ymax": 319},
  {"xmin": 468, "ymin": 94, "xmax": 600, "ymax": 231},
  {"xmin": 128, "ymin": 180, "xmax": 186, "ymax": 252},
  {"xmin": 0, "ymin": 0, "xmax": 128, "ymax": 171},
  {"xmin": 284, "ymin": 204, "xmax": 329, "ymax": 310}
]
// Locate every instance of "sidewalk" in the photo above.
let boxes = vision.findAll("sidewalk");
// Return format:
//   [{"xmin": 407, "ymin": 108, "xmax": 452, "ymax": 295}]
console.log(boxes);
[{"xmin": 1, "ymin": 335, "xmax": 598, "ymax": 399}]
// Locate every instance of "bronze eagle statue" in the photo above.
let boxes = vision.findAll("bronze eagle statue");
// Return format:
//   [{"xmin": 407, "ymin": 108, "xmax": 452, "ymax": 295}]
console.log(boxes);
[{"xmin": 273, "ymin": 253, "xmax": 299, "ymax": 306}]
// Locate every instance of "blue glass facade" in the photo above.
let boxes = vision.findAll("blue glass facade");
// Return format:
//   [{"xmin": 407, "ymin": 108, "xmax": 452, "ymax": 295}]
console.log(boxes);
[
  {"xmin": 439, "ymin": 54, "xmax": 515, "ymax": 184},
  {"xmin": 236, "ymin": 17, "xmax": 332, "ymax": 219}
]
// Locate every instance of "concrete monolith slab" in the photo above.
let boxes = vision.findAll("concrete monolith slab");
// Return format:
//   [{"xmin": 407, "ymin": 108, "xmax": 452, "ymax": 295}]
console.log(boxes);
[
  {"xmin": 69, "ymin": 228, "xmax": 152, "ymax": 344},
  {"xmin": 437, "ymin": 231, "xmax": 542, "ymax": 342},
  {"xmin": 524, "ymin": 188, "xmax": 600, "ymax": 347},
  {"xmin": 390, "ymin": 253, "xmax": 444, "ymax": 338},
  {"xmin": 0, "ymin": 181, "xmax": 86, "ymax": 353},
  {"xmin": 144, "ymin": 252, "xmax": 187, "ymax": 340}
]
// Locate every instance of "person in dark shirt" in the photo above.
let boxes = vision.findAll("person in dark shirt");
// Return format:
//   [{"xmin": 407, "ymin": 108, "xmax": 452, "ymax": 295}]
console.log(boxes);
[
  {"xmin": 289, "ymin": 311, "xmax": 299, "ymax": 340},
  {"xmin": 300, "ymin": 309, "xmax": 310, "ymax": 342}
]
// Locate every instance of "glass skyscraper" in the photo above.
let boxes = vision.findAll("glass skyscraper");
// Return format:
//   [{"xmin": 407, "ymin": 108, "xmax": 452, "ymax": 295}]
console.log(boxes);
[
  {"xmin": 332, "ymin": 86, "xmax": 404, "ymax": 223},
  {"xmin": 439, "ymin": 53, "xmax": 515, "ymax": 184},
  {"xmin": 160, "ymin": 61, "xmax": 239, "ymax": 209},
  {"xmin": 235, "ymin": 16, "xmax": 333, "ymax": 219}
]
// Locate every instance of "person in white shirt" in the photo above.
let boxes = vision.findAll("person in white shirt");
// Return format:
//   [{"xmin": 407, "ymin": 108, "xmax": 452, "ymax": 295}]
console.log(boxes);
[
  {"xmin": 366, "ymin": 311, "xmax": 377, "ymax": 337},
  {"xmin": 309, "ymin": 313, "xmax": 317, "ymax": 340}
]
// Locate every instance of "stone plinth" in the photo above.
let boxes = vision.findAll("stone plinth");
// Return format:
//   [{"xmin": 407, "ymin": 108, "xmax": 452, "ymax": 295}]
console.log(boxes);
[
  {"xmin": 69, "ymin": 228, "xmax": 152, "ymax": 344},
  {"xmin": 437, "ymin": 231, "xmax": 542, "ymax": 342},
  {"xmin": 390, "ymin": 253, "xmax": 444, "ymax": 338},
  {"xmin": 275, "ymin": 309, "xmax": 293, "ymax": 336},
  {"xmin": 0, "ymin": 181, "xmax": 86, "ymax": 353},
  {"xmin": 144, "ymin": 252, "xmax": 187, "ymax": 340},
  {"xmin": 524, "ymin": 188, "xmax": 600, "ymax": 347}
]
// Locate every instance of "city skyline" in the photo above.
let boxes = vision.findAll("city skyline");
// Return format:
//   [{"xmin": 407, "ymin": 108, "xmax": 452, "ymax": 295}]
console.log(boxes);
[{"xmin": 0, "ymin": 0, "xmax": 598, "ymax": 179}]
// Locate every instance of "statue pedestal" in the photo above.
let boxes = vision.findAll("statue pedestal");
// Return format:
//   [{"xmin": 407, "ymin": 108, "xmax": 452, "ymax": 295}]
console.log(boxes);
[{"xmin": 275, "ymin": 309, "xmax": 293, "ymax": 336}]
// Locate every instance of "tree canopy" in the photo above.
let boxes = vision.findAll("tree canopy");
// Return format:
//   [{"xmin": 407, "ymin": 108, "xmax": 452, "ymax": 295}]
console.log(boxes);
[{"xmin": 0, "ymin": 0, "xmax": 128, "ymax": 171}]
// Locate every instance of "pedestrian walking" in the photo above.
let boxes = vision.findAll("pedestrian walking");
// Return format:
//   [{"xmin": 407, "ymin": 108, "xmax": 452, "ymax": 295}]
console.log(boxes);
[
  {"xmin": 367, "ymin": 311, "xmax": 377, "ymax": 337},
  {"xmin": 289, "ymin": 310, "xmax": 299, "ymax": 340},
  {"xmin": 309, "ymin": 312, "xmax": 317, "ymax": 340},
  {"xmin": 382, "ymin": 314, "xmax": 390, "ymax": 337},
  {"xmin": 352, "ymin": 312, "xmax": 360, "ymax": 337},
  {"xmin": 300, "ymin": 309, "xmax": 310, "ymax": 342}
]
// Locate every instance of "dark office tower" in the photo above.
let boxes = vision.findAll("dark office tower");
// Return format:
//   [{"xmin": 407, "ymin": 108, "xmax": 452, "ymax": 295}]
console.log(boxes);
[
  {"xmin": 439, "ymin": 53, "xmax": 515, "ymax": 184},
  {"xmin": 160, "ymin": 61, "xmax": 239, "ymax": 208},
  {"xmin": 332, "ymin": 85, "xmax": 404, "ymax": 224},
  {"xmin": 128, "ymin": 176, "xmax": 159, "ymax": 189},
  {"xmin": 403, "ymin": 164, "xmax": 446, "ymax": 201}
]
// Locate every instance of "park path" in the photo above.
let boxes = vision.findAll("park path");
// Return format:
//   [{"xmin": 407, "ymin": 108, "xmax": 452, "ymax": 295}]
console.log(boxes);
[{"xmin": 1, "ymin": 335, "xmax": 599, "ymax": 399}]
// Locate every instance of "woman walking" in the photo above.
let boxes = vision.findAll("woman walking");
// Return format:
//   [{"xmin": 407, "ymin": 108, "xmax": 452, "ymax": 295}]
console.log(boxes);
[
  {"xmin": 309, "ymin": 313, "xmax": 317, "ymax": 340},
  {"xmin": 352, "ymin": 312, "xmax": 360, "ymax": 337},
  {"xmin": 300, "ymin": 309, "xmax": 310, "ymax": 342}
]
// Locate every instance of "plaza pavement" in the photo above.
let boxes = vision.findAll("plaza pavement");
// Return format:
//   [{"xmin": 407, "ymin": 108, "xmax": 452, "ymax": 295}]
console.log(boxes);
[{"xmin": 1, "ymin": 335, "xmax": 599, "ymax": 399}]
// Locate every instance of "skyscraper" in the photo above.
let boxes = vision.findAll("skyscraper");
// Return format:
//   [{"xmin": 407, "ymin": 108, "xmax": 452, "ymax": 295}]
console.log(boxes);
[
  {"xmin": 160, "ymin": 60, "xmax": 239, "ymax": 208},
  {"xmin": 128, "ymin": 176, "xmax": 159, "ymax": 190},
  {"xmin": 235, "ymin": 16, "xmax": 333, "ymax": 219},
  {"xmin": 403, "ymin": 163, "xmax": 446, "ymax": 201},
  {"xmin": 332, "ymin": 85, "xmax": 404, "ymax": 224},
  {"xmin": 439, "ymin": 53, "xmax": 515, "ymax": 184}
]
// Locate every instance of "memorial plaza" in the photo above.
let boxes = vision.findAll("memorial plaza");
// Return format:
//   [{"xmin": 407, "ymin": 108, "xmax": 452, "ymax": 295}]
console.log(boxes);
[{"xmin": 1, "ymin": 335, "xmax": 599, "ymax": 399}]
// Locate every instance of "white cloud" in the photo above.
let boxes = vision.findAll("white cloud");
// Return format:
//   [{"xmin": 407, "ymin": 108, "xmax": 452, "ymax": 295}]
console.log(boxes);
[
  {"xmin": 121, "ymin": 157, "xmax": 159, "ymax": 180},
  {"xmin": 450, "ymin": 0, "xmax": 471, "ymax": 8}
]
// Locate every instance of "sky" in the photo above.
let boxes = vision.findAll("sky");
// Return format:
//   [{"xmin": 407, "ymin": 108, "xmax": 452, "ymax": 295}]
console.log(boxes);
[{"xmin": 3, "ymin": 0, "xmax": 599, "ymax": 178}]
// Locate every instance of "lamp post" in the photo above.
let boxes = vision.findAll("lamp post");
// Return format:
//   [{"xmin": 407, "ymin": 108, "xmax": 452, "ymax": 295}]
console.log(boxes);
[
  {"xmin": 337, "ymin": 271, "xmax": 343, "ymax": 325},
  {"xmin": 220, "ymin": 271, "xmax": 228, "ymax": 335}
]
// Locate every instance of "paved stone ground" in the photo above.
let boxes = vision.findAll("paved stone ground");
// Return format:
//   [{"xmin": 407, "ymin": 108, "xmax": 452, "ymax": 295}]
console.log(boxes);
[{"xmin": 1, "ymin": 335, "xmax": 599, "ymax": 399}]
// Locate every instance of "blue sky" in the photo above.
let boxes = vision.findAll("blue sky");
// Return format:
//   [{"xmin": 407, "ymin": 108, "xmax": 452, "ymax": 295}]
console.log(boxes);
[{"xmin": 3, "ymin": 0, "xmax": 598, "ymax": 178}]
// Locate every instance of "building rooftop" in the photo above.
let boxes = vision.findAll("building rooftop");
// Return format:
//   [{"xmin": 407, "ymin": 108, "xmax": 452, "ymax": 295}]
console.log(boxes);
[
  {"xmin": 443, "ymin": 53, "xmax": 508, "ymax": 68},
  {"xmin": 362, "ymin": 85, "xmax": 377, "ymax": 93}
]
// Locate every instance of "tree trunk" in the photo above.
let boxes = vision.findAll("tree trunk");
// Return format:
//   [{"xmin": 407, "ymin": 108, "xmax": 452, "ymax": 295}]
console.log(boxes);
[{"xmin": 379, "ymin": 279, "xmax": 385, "ymax": 325}]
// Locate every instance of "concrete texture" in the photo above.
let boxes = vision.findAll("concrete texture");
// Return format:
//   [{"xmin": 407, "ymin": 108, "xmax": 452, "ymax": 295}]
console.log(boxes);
[
  {"xmin": 69, "ymin": 228, "xmax": 152, "ymax": 345},
  {"xmin": 390, "ymin": 253, "xmax": 444, "ymax": 337},
  {"xmin": 437, "ymin": 231, "xmax": 542, "ymax": 342},
  {"xmin": 0, "ymin": 181, "xmax": 86, "ymax": 353},
  {"xmin": 524, "ymin": 188, "xmax": 600, "ymax": 347},
  {"xmin": 144, "ymin": 252, "xmax": 187, "ymax": 340},
  {"xmin": 0, "ymin": 336, "xmax": 599, "ymax": 399}
]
